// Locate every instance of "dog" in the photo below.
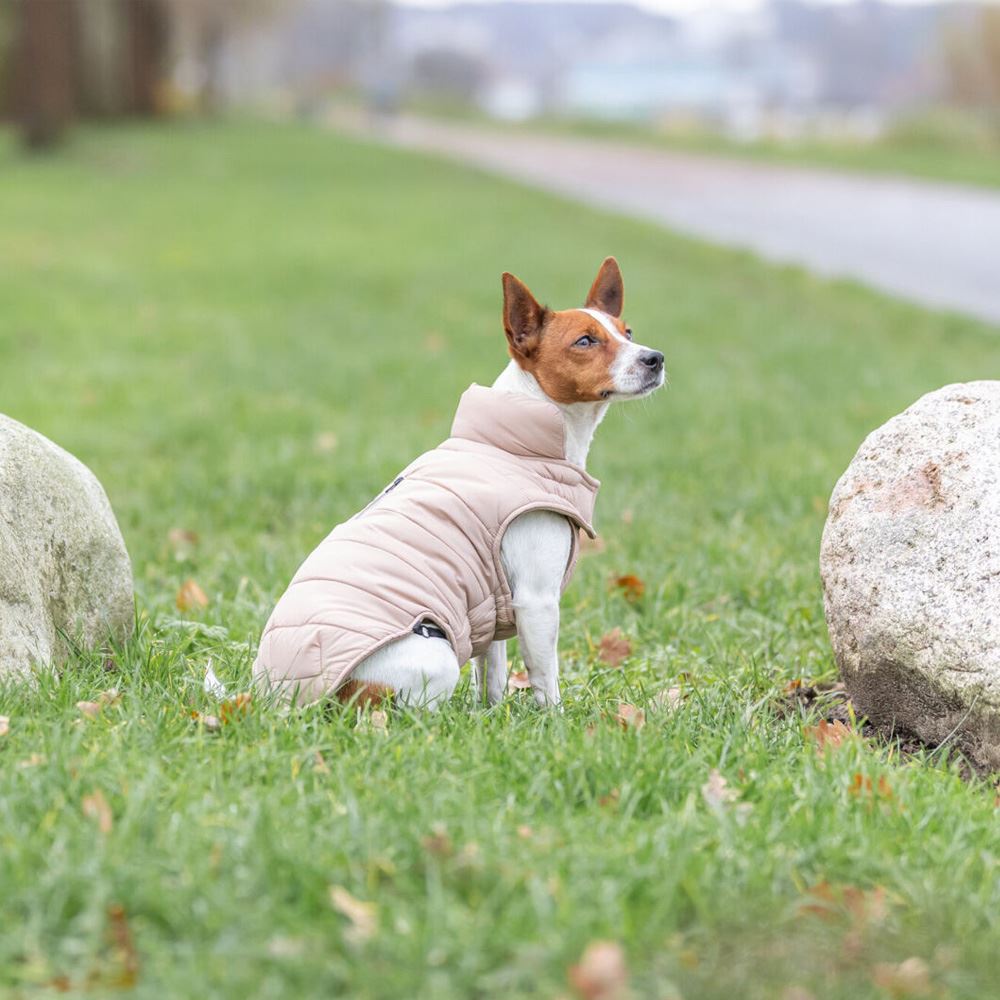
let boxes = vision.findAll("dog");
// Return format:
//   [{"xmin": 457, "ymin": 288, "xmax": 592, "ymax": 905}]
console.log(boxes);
[{"xmin": 252, "ymin": 257, "xmax": 664, "ymax": 709}]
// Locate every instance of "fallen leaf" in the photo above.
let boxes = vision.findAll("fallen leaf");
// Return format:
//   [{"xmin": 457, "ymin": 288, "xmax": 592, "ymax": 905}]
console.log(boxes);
[
  {"xmin": 800, "ymin": 882, "xmax": 888, "ymax": 926},
  {"xmin": 313, "ymin": 431, "xmax": 339, "ymax": 454},
  {"xmin": 850, "ymin": 773, "xmax": 894, "ymax": 803},
  {"xmin": 313, "ymin": 751, "xmax": 330, "ymax": 774},
  {"xmin": 176, "ymin": 578, "xmax": 209, "ymax": 612},
  {"xmin": 106, "ymin": 904, "xmax": 139, "ymax": 987},
  {"xmin": 82, "ymin": 789, "xmax": 113, "ymax": 834},
  {"xmin": 17, "ymin": 753, "xmax": 46, "ymax": 769},
  {"xmin": 76, "ymin": 701, "xmax": 102, "ymax": 720},
  {"xmin": 517, "ymin": 825, "xmax": 533, "ymax": 839},
  {"xmin": 615, "ymin": 703, "xmax": 645, "ymax": 731},
  {"xmin": 168, "ymin": 528, "xmax": 199, "ymax": 558},
  {"xmin": 422, "ymin": 824, "xmax": 453, "ymax": 858},
  {"xmin": 98, "ymin": 688, "xmax": 121, "ymax": 708},
  {"xmin": 568, "ymin": 940, "xmax": 629, "ymax": 1000},
  {"xmin": 329, "ymin": 886, "xmax": 377, "ymax": 946},
  {"xmin": 650, "ymin": 687, "xmax": 683, "ymax": 712},
  {"xmin": 579, "ymin": 532, "xmax": 607, "ymax": 555},
  {"xmin": 612, "ymin": 574, "xmax": 645, "ymax": 602},
  {"xmin": 701, "ymin": 768, "xmax": 738, "ymax": 809},
  {"xmin": 598, "ymin": 788, "xmax": 620, "ymax": 809},
  {"xmin": 783, "ymin": 678, "xmax": 804, "ymax": 697},
  {"xmin": 598, "ymin": 628, "xmax": 631, "ymax": 667},
  {"xmin": 871, "ymin": 957, "xmax": 932, "ymax": 998},
  {"xmin": 219, "ymin": 692, "xmax": 251, "ymax": 724},
  {"xmin": 359, "ymin": 708, "xmax": 388, "ymax": 732},
  {"xmin": 0, "ymin": 716, "xmax": 8, "ymax": 737},
  {"xmin": 190, "ymin": 711, "xmax": 221, "ymax": 732},
  {"xmin": 507, "ymin": 669, "xmax": 532, "ymax": 692},
  {"xmin": 804, "ymin": 718, "xmax": 854, "ymax": 753}
]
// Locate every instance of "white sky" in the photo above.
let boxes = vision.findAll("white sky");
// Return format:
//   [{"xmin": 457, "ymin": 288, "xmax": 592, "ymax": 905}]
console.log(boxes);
[{"xmin": 397, "ymin": 0, "xmax": 960, "ymax": 14}]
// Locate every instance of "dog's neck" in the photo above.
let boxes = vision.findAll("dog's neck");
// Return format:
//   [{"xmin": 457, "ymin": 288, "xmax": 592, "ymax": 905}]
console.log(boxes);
[{"xmin": 493, "ymin": 360, "xmax": 608, "ymax": 469}]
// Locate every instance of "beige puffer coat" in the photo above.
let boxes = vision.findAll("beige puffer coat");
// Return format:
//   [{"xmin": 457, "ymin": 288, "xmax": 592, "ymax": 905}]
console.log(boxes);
[{"xmin": 253, "ymin": 384, "xmax": 599, "ymax": 704}]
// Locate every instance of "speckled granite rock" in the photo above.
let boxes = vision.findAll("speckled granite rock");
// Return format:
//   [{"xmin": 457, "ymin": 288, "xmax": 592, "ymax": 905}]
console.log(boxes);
[
  {"xmin": 0, "ymin": 414, "xmax": 133, "ymax": 680},
  {"xmin": 821, "ymin": 382, "xmax": 1000, "ymax": 768}
]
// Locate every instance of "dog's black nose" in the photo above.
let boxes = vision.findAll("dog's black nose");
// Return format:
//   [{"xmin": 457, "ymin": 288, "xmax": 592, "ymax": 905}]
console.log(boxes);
[{"xmin": 640, "ymin": 350, "xmax": 664, "ymax": 372}]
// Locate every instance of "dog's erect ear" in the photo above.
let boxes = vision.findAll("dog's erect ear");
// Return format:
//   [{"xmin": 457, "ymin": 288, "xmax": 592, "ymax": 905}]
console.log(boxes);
[
  {"xmin": 585, "ymin": 256, "xmax": 624, "ymax": 317},
  {"xmin": 502, "ymin": 272, "xmax": 548, "ymax": 359}
]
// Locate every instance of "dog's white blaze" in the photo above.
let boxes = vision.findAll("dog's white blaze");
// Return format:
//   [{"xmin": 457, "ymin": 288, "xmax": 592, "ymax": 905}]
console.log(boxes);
[{"xmin": 576, "ymin": 308, "xmax": 648, "ymax": 395}]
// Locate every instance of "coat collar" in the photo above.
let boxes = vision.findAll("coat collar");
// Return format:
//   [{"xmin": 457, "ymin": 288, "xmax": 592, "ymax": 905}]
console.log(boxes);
[{"xmin": 450, "ymin": 384, "xmax": 577, "ymax": 464}]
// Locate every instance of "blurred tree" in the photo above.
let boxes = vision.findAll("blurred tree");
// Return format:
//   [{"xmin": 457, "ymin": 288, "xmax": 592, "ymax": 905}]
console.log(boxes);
[
  {"xmin": 165, "ymin": 0, "xmax": 291, "ymax": 113},
  {"xmin": 10, "ymin": 0, "xmax": 79, "ymax": 149},
  {"xmin": 942, "ymin": 6, "xmax": 1000, "ymax": 117}
]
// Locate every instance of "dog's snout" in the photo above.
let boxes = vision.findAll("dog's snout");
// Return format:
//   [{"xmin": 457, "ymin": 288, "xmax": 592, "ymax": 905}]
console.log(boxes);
[{"xmin": 640, "ymin": 350, "xmax": 664, "ymax": 372}]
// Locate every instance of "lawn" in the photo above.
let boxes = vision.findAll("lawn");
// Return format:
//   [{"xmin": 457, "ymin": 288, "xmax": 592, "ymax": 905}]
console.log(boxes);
[{"xmin": 1, "ymin": 121, "xmax": 1000, "ymax": 999}]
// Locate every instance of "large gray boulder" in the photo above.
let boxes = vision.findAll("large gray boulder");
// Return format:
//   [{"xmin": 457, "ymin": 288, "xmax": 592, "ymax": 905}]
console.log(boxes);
[
  {"xmin": 0, "ymin": 414, "xmax": 133, "ymax": 680},
  {"xmin": 821, "ymin": 381, "xmax": 1000, "ymax": 769}
]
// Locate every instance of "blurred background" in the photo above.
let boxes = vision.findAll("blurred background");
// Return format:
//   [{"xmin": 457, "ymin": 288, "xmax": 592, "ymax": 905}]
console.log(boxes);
[{"xmin": 2, "ymin": 0, "xmax": 999, "ymax": 161}]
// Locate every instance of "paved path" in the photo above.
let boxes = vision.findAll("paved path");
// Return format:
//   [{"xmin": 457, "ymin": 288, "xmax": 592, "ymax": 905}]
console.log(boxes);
[{"xmin": 336, "ymin": 112, "xmax": 1000, "ymax": 326}]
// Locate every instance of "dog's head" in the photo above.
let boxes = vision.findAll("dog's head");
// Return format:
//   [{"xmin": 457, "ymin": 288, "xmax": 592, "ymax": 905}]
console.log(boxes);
[{"xmin": 501, "ymin": 257, "xmax": 665, "ymax": 404}]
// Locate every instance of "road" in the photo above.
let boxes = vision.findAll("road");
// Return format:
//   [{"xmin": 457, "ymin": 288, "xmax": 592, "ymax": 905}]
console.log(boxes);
[{"xmin": 335, "ymin": 112, "xmax": 1000, "ymax": 326}]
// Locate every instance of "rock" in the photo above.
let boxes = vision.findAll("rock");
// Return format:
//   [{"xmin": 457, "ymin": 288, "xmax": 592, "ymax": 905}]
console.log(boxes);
[
  {"xmin": 820, "ymin": 381, "xmax": 1000, "ymax": 769},
  {"xmin": 0, "ymin": 414, "xmax": 133, "ymax": 680}
]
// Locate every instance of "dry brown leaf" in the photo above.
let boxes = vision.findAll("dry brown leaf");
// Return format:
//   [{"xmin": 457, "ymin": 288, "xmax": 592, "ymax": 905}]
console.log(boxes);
[
  {"xmin": 598, "ymin": 628, "xmax": 631, "ymax": 668},
  {"xmin": 329, "ymin": 886, "xmax": 377, "ymax": 946},
  {"xmin": 871, "ymin": 957, "xmax": 932, "ymax": 998},
  {"xmin": 650, "ymin": 687, "xmax": 683, "ymax": 712},
  {"xmin": 850, "ymin": 773, "xmax": 894, "ymax": 803},
  {"xmin": 17, "ymin": 753, "xmax": 46, "ymax": 769},
  {"xmin": 167, "ymin": 528, "xmax": 199, "ymax": 558},
  {"xmin": 804, "ymin": 718, "xmax": 854, "ymax": 753},
  {"xmin": 82, "ymin": 789, "xmax": 113, "ymax": 834},
  {"xmin": 800, "ymin": 882, "xmax": 888, "ymax": 926},
  {"xmin": 176, "ymin": 578, "xmax": 209, "ymax": 612},
  {"xmin": 579, "ymin": 532, "xmax": 607, "ymax": 556},
  {"xmin": 701, "ymin": 768, "xmax": 738, "ymax": 809},
  {"xmin": 568, "ymin": 940, "xmax": 629, "ymax": 1000},
  {"xmin": 76, "ymin": 700, "xmax": 102, "ymax": 720},
  {"xmin": 106, "ymin": 904, "xmax": 139, "ymax": 987},
  {"xmin": 615, "ymin": 703, "xmax": 645, "ymax": 731},
  {"xmin": 219, "ymin": 692, "xmax": 251, "ymax": 725},
  {"xmin": 313, "ymin": 751, "xmax": 330, "ymax": 775},
  {"xmin": 422, "ymin": 824, "xmax": 453, "ymax": 858},
  {"xmin": 612, "ymin": 574, "xmax": 645, "ymax": 602},
  {"xmin": 98, "ymin": 688, "xmax": 122, "ymax": 707},
  {"xmin": 0, "ymin": 716, "xmax": 9, "ymax": 738},
  {"xmin": 190, "ymin": 711, "xmax": 221, "ymax": 732},
  {"xmin": 598, "ymin": 788, "xmax": 620, "ymax": 809},
  {"xmin": 507, "ymin": 670, "xmax": 532, "ymax": 692}
]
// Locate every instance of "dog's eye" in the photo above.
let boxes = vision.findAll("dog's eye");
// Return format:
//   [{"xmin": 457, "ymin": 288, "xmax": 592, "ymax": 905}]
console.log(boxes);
[
  {"xmin": 574, "ymin": 335, "xmax": 597, "ymax": 347},
  {"xmin": 624, "ymin": 327, "xmax": 633, "ymax": 341}
]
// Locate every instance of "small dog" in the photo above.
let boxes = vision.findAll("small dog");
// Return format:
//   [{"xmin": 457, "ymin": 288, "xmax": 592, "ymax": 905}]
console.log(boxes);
[{"xmin": 253, "ymin": 257, "xmax": 664, "ymax": 709}]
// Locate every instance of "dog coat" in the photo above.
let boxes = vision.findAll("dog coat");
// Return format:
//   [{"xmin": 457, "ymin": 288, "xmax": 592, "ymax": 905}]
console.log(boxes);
[{"xmin": 253, "ymin": 384, "xmax": 600, "ymax": 704}]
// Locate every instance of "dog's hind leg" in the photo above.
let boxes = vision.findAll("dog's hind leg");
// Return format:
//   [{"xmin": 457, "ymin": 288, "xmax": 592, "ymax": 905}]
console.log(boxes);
[
  {"xmin": 347, "ymin": 631, "xmax": 459, "ymax": 709},
  {"xmin": 474, "ymin": 640, "xmax": 507, "ymax": 706}
]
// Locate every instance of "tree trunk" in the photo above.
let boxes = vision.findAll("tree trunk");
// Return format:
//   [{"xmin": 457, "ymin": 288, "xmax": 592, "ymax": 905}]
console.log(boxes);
[
  {"xmin": 123, "ymin": 0, "xmax": 168, "ymax": 115},
  {"xmin": 12, "ymin": 0, "xmax": 79, "ymax": 149}
]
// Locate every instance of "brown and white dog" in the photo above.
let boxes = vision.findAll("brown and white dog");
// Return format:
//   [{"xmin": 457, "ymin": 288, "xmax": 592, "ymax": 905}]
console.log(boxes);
[{"xmin": 340, "ymin": 256, "xmax": 665, "ymax": 707}]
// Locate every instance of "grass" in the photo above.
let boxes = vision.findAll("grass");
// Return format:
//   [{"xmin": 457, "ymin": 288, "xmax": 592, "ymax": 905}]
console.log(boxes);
[{"xmin": 1, "ymin": 120, "xmax": 1000, "ymax": 999}]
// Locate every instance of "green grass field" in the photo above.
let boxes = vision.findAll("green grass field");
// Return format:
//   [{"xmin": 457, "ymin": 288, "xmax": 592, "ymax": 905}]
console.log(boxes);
[{"xmin": 2, "ymin": 121, "xmax": 1000, "ymax": 999}]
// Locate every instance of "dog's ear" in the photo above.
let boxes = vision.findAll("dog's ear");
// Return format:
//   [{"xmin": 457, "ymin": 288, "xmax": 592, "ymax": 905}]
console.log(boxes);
[
  {"xmin": 502, "ymin": 272, "xmax": 548, "ymax": 360},
  {"xmin": 584, "ymin": 256, "xmax": 624, "ymax": 317}
]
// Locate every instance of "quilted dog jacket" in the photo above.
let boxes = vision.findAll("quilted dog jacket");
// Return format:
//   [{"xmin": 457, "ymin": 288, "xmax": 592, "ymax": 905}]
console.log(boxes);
[{"xmin": 253, "ymin": 384, "xmax": 600, "ymax": 704}]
